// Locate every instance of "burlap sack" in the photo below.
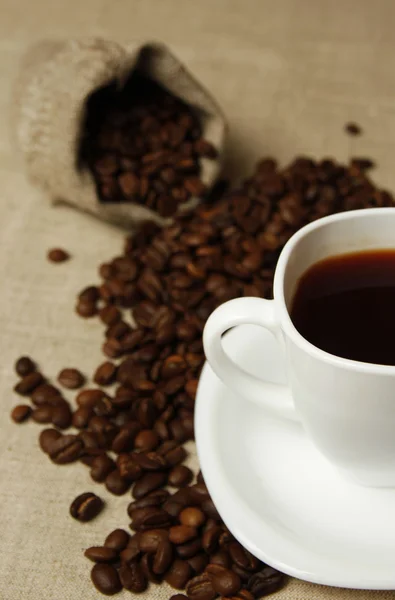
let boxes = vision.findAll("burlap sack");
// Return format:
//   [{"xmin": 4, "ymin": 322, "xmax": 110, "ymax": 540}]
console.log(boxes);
[{"xmin": 13, "ymin": 37, "xmax": 227, "ymax": 228}]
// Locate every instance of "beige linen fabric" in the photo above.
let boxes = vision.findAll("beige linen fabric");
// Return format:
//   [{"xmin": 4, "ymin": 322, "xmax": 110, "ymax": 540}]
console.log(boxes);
[{"xmin": 2, "ymin": 0, "xmax": 395, "ymax": 598}]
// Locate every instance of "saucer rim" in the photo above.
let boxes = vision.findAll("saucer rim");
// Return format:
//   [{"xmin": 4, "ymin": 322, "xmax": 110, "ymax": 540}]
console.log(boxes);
[{"xmin": 195, "ymin": 356, "xmax": 395, "ymax": 590}]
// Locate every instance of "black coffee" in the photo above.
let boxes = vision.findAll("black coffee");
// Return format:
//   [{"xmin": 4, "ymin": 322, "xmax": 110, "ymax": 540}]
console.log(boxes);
[{"xmin": 290, "ymin": 249, "xmax": 395, "ymax": 365}]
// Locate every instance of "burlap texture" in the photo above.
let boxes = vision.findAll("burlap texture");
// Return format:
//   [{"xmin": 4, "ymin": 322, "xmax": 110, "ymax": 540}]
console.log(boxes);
[
  {"xmin": 3, "ymin": 0, "xmax": 395, "ymax": 598},
  {"xmin": 13, "ymin": 37, "xmax": 226, "ymax": 229}
]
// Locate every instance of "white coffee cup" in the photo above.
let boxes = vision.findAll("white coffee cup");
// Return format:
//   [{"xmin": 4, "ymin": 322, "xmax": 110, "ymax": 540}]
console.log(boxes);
[{"xmin": 203, "ymin": 207, "xmax": 395, "ymax": 488}]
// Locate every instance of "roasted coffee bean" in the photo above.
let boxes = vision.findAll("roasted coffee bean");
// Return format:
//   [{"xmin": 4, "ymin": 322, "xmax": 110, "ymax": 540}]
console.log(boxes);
[
  {"xmin": 105, "ymin": 469, "xmax": 131, "ymax": 495},
  {"xmin": 168, "ymin": 465, "xmax": 194, "ymax": 488},
  {"xmin": 47, "ymin": 248, "xmax": 70, "ymax": 263},
  {"xmin": 99, "ymin": 305, "xmax": 121, "ymax": 325},
  {"xmin": 90, "ymin": 454, "xmax": 116, "ymax": 482},
  {"xmin": 140, "ymin": 552, "xmax": 162, "ymax": 584},
  {"xmin": 202, "ymin": 525, "xmax": 221, "ymax": 554},
  {"xmin": 179, "ymin": 507, "xmax": 206, "ymax": 528},
  {"xmin": 131, "ymin": 451, "xmax": 167, "ymax": 471},
  {"xmin": 164, "ymin": 499, "xmax": 184, "ymax": 518},
  {"xmin": 210, "ymin": 549, "xmax": 231, "ymax": 569},
  {"xmin": 201, "ymin": 499, "xmax": 222, "ymax": 521},
  {"xmin": 84, "ymin": 546, "xmax": 118, "ymax": 563},
  {"xmin": 153, "ymin": 538, "xmax": 173, "ymax": 574},
  {"xmin": 57, "ymin": 368, "xmax": 85, "ymax": 389},
  {"xmin": 49, "ymin": 434, "xmax": 83, "ymax": 464},
  {"xmin": 345, "ymin": 122, "xmax": 362, "ymax": 136},
  {"xmin": 188, "ymin": 552, "xmax": 209, "ymax": 575},
  {"xmin": 165, "ymin": 558, "xmax": 193, "ymax": 589},
  {"xmin": 70, "ymin": 492, "xmax": 104, "ymax": 522},
  {"xmin": 94, "ymin": 361, "xmax": 117, "ymax": 386},
  {"xmin": 51, "ymin": 402, "xmax": 72, "ymax": 429},
  {"xmin": 128, "ymin": 490, "xmax": 170, "ymax": 517},
  {"xmin": 117, "ymin": 455, "xmax": 142, "ymax": 481},
  {"xmin": 79, "ymin": 285, "xmax": 100, "ymax": 303},
  {"xmin": 31, "ymin": 384, "xmax": 61, "ymax": 406},
  {"xmin": 104, "ymin": 529, "xmax": 130, "ymax": 552},
  {"xmin": 91, "ymin": 563, "xmax": 122, "ymax": 595},
  {"xmin": 15, "ymin": 356, "xmax": 36, "ymax": 377},
  {"xmin": 76, "ymin": 300, "xmax": 97, "ymax": 318},
  {"xmin": 163, "ymin": 445, "xmax": 187, "ymax": 467},
  {"xmin": 228, "ymin": 542, "xmax": 259, "ymax": 571},
  {"xmin": 207, "ymin": 564, "xmax": 241, "ymax": 596},
  {"xmin": 39, "ymin": 428, "xmax": 61, "ymax": 453},
  {"xmin": 14, "ymin": 372, "xmax": 43, "ymax": 395},
  {"xmin": 139, "ymin": 528, "xmax": 169, "ymax": 553},
  {"xmin": 130, "ymin": 506, "xmax": 172, "ymax": 531},
  {"xmin": 76, "ymin": 388, "xmax": 106, "ymax": 409},
  {"xmin": 72, "ymin": 406, "xmax": 93, "ymax": 429},
  {"xmin": 119, "ymin": 561, "xmax": 148, "ymax": 593},
  {"xmin": 247, "ymin": 567, "xmax": 286, "ymax": 596},
  {"xmin": 32, "ymin": 405, "xmax": 53, "ymax": 424},
  {"xmin": 134, "ymin": 429, "xmax": 160, "ymax": 452},
  {"xmin": 169, "ymin": 595, "xmax": 189, "ymax": 600},
  {"xmin": 11, "ymin": 404, "xmax": 32, "ymax": 423},
  {"xmin": 169, "ymin": 525, "xmax": 198, "ymax": 545},
  {"xmin": 185, "ymin": 572, "xmax": 216, "ymax": 600},
  {"xmin": 175, "ymin": 537, "xmax": 202, "ymax": 559},
  {"xmin": 132, "ymin": 471, "xmax": 167, "ymax": 500}
]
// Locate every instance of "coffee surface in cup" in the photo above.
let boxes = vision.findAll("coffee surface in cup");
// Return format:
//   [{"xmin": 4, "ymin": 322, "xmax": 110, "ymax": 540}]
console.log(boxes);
[{"xmin": 291, "ymin": 249, "xmax": 395, "ymax": 365}]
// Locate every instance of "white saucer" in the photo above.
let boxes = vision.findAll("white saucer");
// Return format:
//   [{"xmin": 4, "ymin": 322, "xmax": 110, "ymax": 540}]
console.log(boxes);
[{"xmin": 195, "ymin": 324, "xmax": 395, "ymax": 590}]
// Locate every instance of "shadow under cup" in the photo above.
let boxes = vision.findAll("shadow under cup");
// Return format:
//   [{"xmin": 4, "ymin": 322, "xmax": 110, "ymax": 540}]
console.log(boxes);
[{"xmin": 276, "ymin": 207, "xmax": 395, "ymax": 487}]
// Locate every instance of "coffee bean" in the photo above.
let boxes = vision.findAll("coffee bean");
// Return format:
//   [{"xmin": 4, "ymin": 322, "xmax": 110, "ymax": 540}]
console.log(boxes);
[
  {"xmin": 165, "ymin": 558, "xmax": 193, "ymax": 589},
  {"xmin": 169, "ymin": 525, "xmax": 198, "ymax": 545},
  {"xmin": 210, "ymin": 549, "xmax": 231, "ymax": 569},
  {"xmin": 47, "ymin": 248, "xmax": 70, "ymax": 263},
  {"xmin": 119, "ymin": 561, "xmax": 148, "ymax": 593},
  {"xmin": 15, "ymin": 356, "xmax": 36, "ymax": 377},
  {"xmin": 104, "ymin": 529, "xmax": 130, "ymax": 552},
  {"xmin": 76, "ymin": 300, "xmax": 97, "ymax": 318},
  {"xmin": 134, "ymin": 429, "xmax": 160, "ymax": 452},
  {"xmin": 132, "ymin": 471, "xmax": 167, "ymax": 500},
  {"xmin": 31, "ymin": 384, "xmax": 61, "ymax": 406},
  {"xmin": 94, "ymin": 361, "xmax": 117, "ymax": 386},
  {"xmin": 49, "ymin": 434, "xmax": 83, "ymax": 464},
  {"xmin": 163, "ymin": 445, "xmax": 187, "ymax": 467},
  {"xmin": 90, "ymin": 454, "xmax": 116, "ymax": 482},
  {"xmin": 130, "ymin": 506, "xmax": 172, "ymax": 531},
  {"xmin": 11, "ymin": 404, "xmax": 31, "ymax": 423},
  {"xmin": 51, "ymin": 402, "xmax": 72, "ymax": 429},
  {"xmin": 170, "ymin": 595, "xmax": 189, "ymax": 600},
  {"xmin": 345, "ymin": 122, "xmax": 362, "ymax": 136},
  {"xmin": 128, "ymin": 490, "xmax": 170, "ymax": 516},
  {"xmin": 105, "ymin": 469, "xmax": 130, "ymax": 495},
  {"xmin": 84, "ymin": 546, "xmax": 118, "ymax": 562},
  {"xmin": 140, "ymin": 552, "xmax": 162, "ymax": 584},
  {"xmin": 153, "ymin": 538, "xmax": 173, "ymax": 574},
  {"xmin": 185, "ymin": 572, "xmax": 216, "ymax": 600},
  {"xmin": 32, "ymin": 405, "xmax": 53, "ymax": 424},
  {"xmin": 79, "ymin": 286, "xmax": 100, "ymax": 303},
  {"xmin": 188, "ymin": 552, "xmax": 208, "ymax": 575},
  {"xmin": 91, "ymin": 563, "xmax": 122, "ymax": 595},
  {"xmin": 202, "ymin": 525, "xmax": 221, "ymax": 554},
  {"xmin": 179, "ymin": 507, "xmax": 206, "ymax": 528},
  {"xmin": 57, "ymin": 368, "xmax": 85, "ymax": 389},
  {"xmin": 168, "ymin": 465, "xmax": 194, "ymax": 488},
  {"xmin": 247, "ymin": 567, "xmax": 286, "ymax": 596},
  {"xmin": 207, "ymin": 564, "xmax": 241, "ymax": 596},
  {"xmin": 70, "ymin": 492, "xmax": 104, "ymax": 522},
  {"xmin": 76, "ymin": 388, "xmax": 105, "ymax": 409},
  {"xmin": 72, "ymin": 406, "xmax": 93, "ymax": 429},
  {"xmin": 14, "ymin": 372, "xmax": 43, "ymax": 395},
  {"xmin": 39, "ymin": 428, "xmax": 61, "ymax": 453},
  {"xmin": 117, "ymin": 455, "xmax": 142, "ymax": 481},
  {"xmin": 175, "ymin": 537, "xmax": 202, "ymax": 559}
]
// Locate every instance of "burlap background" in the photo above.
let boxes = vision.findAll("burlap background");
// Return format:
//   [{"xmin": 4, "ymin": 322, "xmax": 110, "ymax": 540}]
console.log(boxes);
[{"xmin": 3, "ymin": 0, "xmax": 395, "ymax": 598}]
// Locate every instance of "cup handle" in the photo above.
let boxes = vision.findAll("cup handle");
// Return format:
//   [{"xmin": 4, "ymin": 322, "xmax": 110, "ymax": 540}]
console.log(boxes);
[{"xmin": 203, "ymin": 297, "xmax": 299, "ymax": 421}]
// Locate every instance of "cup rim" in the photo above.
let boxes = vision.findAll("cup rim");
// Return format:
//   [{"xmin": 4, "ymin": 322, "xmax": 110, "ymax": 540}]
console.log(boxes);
[{"xmin": 274, "ymin": 207, "xmax": 395, "ymax": 375}]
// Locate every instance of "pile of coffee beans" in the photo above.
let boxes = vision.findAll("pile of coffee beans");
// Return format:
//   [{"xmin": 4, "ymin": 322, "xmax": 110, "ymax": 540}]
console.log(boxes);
[
  {"xmin": 78, "ymin": 72, "xmax": 217, "ymax": 217},
  {"xmin": 12, "ymin": 155, "xmax": 393, "ymax": 597}
]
